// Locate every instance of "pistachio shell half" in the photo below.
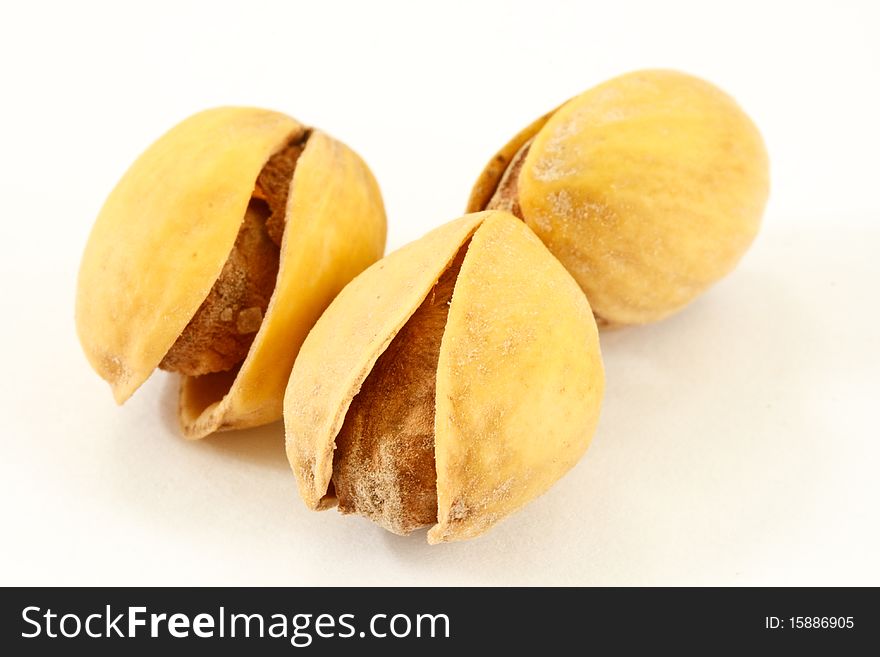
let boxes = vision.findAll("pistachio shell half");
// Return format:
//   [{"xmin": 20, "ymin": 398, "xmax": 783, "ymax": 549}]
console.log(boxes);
[
  {"xmin": 284, "ymin": 211, "xmax": 604, "ymax": 543},
  {"xmin": 77, "ymin": 107, "xmax": 386, "ymax": 438}
]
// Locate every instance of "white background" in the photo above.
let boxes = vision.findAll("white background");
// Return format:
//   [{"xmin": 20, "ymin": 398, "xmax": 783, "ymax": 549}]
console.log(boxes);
[{"xmin": 1, "ymin": 0, "xmax": 878, "ymax": 585}]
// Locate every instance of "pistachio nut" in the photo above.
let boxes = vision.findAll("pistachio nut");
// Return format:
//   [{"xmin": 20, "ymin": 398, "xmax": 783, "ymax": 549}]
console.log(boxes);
[
  {"xmin": 76, "ymin": 107, "xmax": 386, "ymax": 438},
  {"xmin": 285, "ymin": 211, "xmax": 604, "ymax": 543},
  {"xmin": 468, "ymin": 69, "xmax": 770, "ymax": 326}
]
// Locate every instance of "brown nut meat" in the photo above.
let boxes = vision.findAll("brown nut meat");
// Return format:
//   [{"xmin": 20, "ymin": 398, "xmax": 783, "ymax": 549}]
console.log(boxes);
[
  {"xmin": 285, "ymin": 211, "xmax": 604, "ymax": 543},
  {"xmin": 468, "ymin": 69, "xmax": 770, "ymax": 326},
  {"xmin": 77, "ymin": 107, "xmax": 386, "ymax": 438}
]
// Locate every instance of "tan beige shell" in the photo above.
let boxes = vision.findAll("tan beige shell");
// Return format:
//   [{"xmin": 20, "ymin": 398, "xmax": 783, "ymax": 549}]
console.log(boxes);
[
  {"xmin": 468, "ymin": 69, "xmax": 770, "ymax": 325},
  {"xmin": 77, "ymin": 107, "xmax": 386, "ymax": 438},
  {"xmin": 284, "ymin": 211, "xmax": 604, "ymax": 543}
]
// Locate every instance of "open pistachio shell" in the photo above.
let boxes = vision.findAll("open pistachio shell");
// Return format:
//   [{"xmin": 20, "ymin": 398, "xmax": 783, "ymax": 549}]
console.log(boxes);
[
  {"xmin": 77, "ymin": 107, "xmax": 386, "ymax": 438},
  {"xmin": 468, "ymin": 70, "xmax": 770, "ymax": 326},
  {"xmin": 284, "ymin": 211, "xmax": 604, "ymax": 543}
]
